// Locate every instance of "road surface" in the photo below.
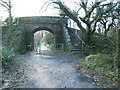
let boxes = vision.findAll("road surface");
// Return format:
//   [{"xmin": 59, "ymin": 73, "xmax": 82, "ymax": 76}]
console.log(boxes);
[{"xmin": 3, "ymin": 50, "xmax": 96, "ymax": 88}]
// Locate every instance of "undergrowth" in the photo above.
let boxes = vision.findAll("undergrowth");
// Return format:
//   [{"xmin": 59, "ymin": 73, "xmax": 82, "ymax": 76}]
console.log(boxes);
[
  {"xmin": 2, "ymin": 47, "xmax": 15, "ymax": 69},
  {"xmin": 80, "ymin": 53, "xmax": 118, "ymax": 81}
]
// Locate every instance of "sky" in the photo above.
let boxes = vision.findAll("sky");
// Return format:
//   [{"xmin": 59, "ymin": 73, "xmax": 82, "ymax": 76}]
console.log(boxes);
[
  {"xmin": 0, "ymin": 0, "xmax": 80, "ymax": 21},
  {"xmin": 0, "ymin": 0, "xmax": 116, "ymax": 24},
  {"xmin": 0, "ymin": 0, "xmax": 115, "ymax": 20},
  {"xmin": 0, "ymin": 0, "xmax": 56, "ymax": 20}
]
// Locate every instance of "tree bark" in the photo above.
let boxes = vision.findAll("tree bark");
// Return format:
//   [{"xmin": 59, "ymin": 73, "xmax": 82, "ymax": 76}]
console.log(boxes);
[
  {"xmin": 114, "ymin": 21, "xmax": 120, "ymax": 72},
  {"xmin": 117, "ymin": 26, "xmax": 120, "ymax": 69}
]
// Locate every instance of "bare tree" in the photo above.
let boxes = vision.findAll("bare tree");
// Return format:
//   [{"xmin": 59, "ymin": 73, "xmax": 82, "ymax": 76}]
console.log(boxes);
[
  {"xmin": 0, "ymin": 0, "xmax": 15, "ymax": 48},
  {"xmin": 99, "ymin": 2, "xmax": 119, "ymax": 36},
  {"xmin": 0, "ymin": 0, "xmax": 13, "ymax": 30},
  {"xmin": 53, "ymin": 1, "xmax": 118, "ymax": 45}
]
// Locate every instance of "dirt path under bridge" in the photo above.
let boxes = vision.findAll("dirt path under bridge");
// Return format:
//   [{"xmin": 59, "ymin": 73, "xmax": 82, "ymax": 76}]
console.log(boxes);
[{"xmin": 2, "ymin": 50, "xmax": 97, "ymax": 88}]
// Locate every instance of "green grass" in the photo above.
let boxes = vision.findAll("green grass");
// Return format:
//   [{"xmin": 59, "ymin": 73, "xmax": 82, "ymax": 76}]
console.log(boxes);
[{"xmin": 80, "ymin": 53, "xmax": 118, "ymax": 80}]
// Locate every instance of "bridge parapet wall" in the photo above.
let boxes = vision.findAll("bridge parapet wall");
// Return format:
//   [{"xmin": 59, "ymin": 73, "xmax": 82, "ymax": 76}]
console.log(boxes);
[{"xmin": 18, "ymin": 16, "xmax": 68, "ymax": 25}]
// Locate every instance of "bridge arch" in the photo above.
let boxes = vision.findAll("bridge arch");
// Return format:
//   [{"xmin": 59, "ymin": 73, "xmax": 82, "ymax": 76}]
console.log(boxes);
[{"xmin": 18, "ymin": 16, "xmax": 68, "ymax": 51}]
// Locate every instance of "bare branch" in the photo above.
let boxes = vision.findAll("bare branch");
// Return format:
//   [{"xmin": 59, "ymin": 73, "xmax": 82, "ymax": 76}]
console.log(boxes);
[
  {"xmin": 107, "ymin": 18, "xmax": 114, "ymax": 30},
  {"xmin": 0, "ymin": 0, "xmax": 9, "ymax": 7},
  {"xmin": 39, "ymin": 0, "xmax": 52, "ymax": 13},
  {"xmin": 79, "ymin": 17, "xmax": 90, "ymax": 28},
  {"xmin": 53, "ymin": 1, "xmax": 86, "ymax": 32},
  {"xmin": 84, "ymin": 2, "xmax": 101, "ymax": 19},
  {"xmin": 0, "ymin": 3, "xmax": 9, "ymax": 10},
  {"xmin": 91, "ymin": 18, "xmax": 100, "ymax": 35},
  {"xmin": 52, "ymin": 6, "xmax": 60, "ymax": 10},
  {"xmin": 42, "ymin": 2, "xmax": 53, "ymax": 13},
  {"xmin": 103, "ymin": 3, "xmax": 117, "ymax": 15},
  {"xmin": 0, "ymin": 0, "xmax": 12, "ymax": 11},
  {"xmin": 0, "ymin": 0, "xmax": 7, "ymax": 4},
  {"xmin": 76, "ymin": 7, "xmax": 82, "ymax": 13},
  {"xmin": 80, "ymin": 1, "xmax": 87, "ymax": 14}
]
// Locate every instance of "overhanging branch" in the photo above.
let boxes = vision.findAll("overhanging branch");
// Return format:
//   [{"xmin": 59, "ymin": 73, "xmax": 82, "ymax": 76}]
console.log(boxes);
[{"xmin": 53, "ymin": 1, "xmax": 86, "ymax": 33}]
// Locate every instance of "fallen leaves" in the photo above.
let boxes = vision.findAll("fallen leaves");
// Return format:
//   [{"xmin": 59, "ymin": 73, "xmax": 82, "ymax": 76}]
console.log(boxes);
[{"xmin": 75, "ymin": 64, "xmax": 118, "ymax": 88}]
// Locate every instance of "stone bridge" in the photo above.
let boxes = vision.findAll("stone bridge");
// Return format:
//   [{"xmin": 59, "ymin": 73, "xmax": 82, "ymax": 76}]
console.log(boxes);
[{"xmin": 17, "ymin": 16, "xmax": 69, "ymax": 51}]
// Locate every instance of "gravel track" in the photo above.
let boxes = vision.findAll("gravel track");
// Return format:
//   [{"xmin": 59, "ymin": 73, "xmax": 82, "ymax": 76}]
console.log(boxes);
[{"xmin": 4, "ymin": 50, "xmax": 96, "ymax": 88}]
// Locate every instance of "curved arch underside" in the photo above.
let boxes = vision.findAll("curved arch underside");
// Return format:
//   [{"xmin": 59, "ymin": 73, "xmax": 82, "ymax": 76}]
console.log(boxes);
[{"xmin": 32, "ymin": 27, "xmax": 54, "ymax": 35}]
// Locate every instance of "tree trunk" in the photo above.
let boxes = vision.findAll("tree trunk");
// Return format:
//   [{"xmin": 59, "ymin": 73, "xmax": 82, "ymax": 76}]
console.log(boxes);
[
  {"xmin": 104, "ymin": 28, "xmax": 108, "ymax": 36},
  {"xmin": 114, "ymin": 24, "xmax": 120, "ymax": 72},
  {"xmin": 118, "ymin": 27, "xmax": 120, "ymax": 69},
  {"xmin": 117, "ymin": 27, "xmax": 120, "ymax": 68}
]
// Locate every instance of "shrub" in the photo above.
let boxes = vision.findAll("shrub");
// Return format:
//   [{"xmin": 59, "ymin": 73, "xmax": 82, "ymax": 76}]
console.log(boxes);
[
  {"xmin": 84, "ymin": 53, "xmax": 108, "ymax": 69},
  {"xmin": 2, "ymin": 46, "xmax": 15, "ymax": 67},
  {"xmin": 90, "ymin": 35, "xmax": 114, "ymax": 54},
  {"xmin": 80, "ymin": 53, "xmax": 118, "ymax": 79}
]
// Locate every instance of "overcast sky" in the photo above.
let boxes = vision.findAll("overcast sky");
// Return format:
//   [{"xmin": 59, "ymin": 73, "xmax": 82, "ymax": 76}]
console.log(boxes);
[
  {"xmin": 0, "ymin": 0, "xmax": 80, "ymax": 21},
  {"xmin": 0, "ymin": 0, "xmax": 54, "ymax": 20},
  {"xmin": 0, "ymin": 0, "xmax": 115, "ymax": 21}
]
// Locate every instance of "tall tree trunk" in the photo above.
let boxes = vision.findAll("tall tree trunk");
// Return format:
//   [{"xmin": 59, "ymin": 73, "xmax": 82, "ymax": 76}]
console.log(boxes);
[
  {"xmin": 118, "ymin": 26, "xmax": 120, "ymax": 85},
  {"xmin": 114, "ymin": 23, "xmax": 120, "ymax": 73},
  {"xmin": 8, "ymin": 0, "xmax": 13, "ymax": 31},
  {"xmin": 117, "ymin": 26, "xmax": 120, "ymax": 68},
  {"xmin": 104, "ymin": 28, "xmax": 108, "ymax": 36}
]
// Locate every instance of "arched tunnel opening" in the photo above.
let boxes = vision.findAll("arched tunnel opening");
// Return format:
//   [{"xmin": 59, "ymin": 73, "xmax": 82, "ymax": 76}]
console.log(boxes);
[
  {"xmin": 25, "ymin": 26, "xmax": 64, "ymax": 51},
  {"xmin": 34, "ymin": 30, "xmax": 55, "ymax": 52}
]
